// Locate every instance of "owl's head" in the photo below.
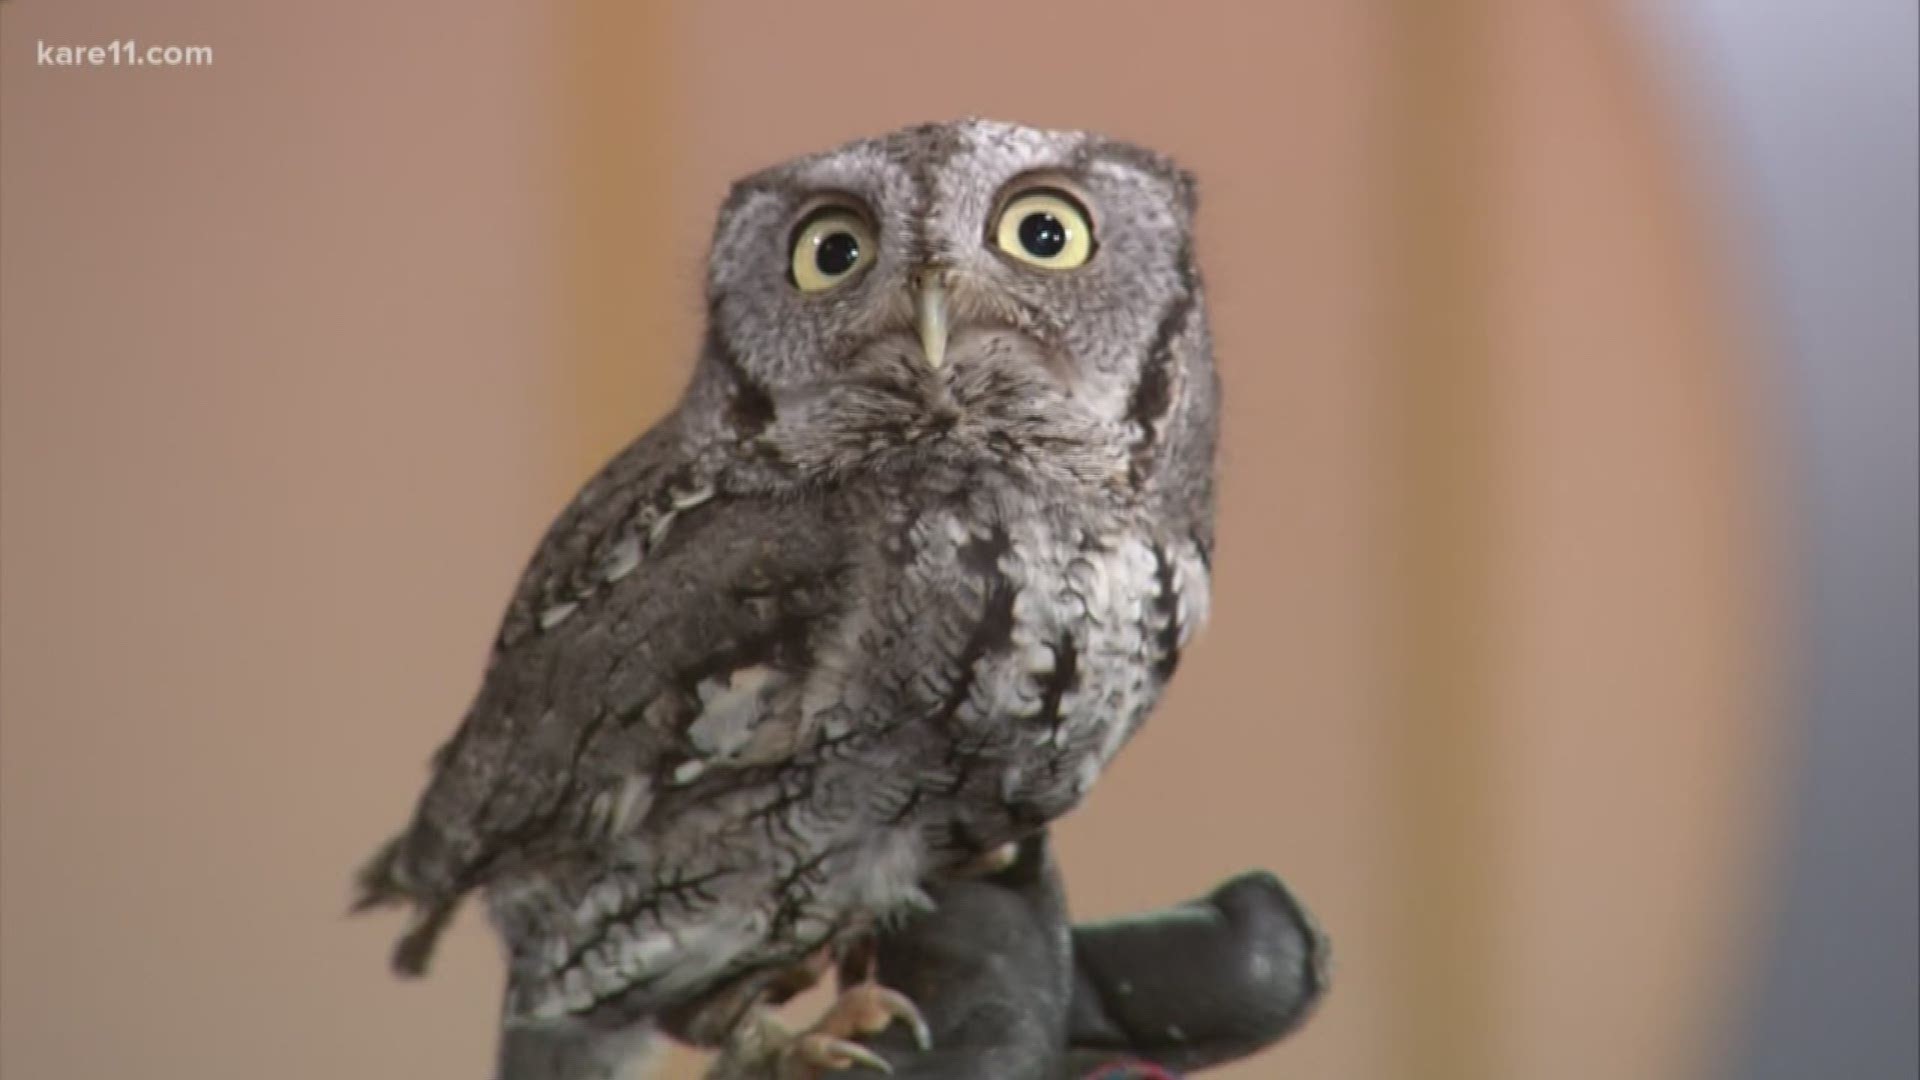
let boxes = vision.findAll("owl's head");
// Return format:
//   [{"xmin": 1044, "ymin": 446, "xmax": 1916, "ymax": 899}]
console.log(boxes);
[{"xmin": 694, "ymin": 119, "xmax": 1213, "ymax": 489}]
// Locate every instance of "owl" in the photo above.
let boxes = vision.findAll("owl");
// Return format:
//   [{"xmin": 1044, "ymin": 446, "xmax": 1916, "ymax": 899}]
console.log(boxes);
[{"xmin": 356, "ymin": 118, "xmax": 1218, "ymax": 1079}]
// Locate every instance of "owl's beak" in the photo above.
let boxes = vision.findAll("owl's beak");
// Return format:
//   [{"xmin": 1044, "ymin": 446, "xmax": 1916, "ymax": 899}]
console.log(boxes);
[{"xmin": 913, "ymin": 269, "xmax": 950, "ymax": 370}]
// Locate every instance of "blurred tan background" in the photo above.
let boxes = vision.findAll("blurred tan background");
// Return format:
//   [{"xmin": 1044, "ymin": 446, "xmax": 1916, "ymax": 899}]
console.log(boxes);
[{"xmin": 6, "ymin": 2, "xmax": 1891, "ymax": 1079}]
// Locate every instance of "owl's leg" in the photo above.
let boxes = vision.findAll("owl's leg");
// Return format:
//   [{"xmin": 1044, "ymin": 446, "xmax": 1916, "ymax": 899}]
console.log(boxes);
[
  {"xmin": 704, "ymin": 1005, "xmax": 901, "ymax": 1079},
  {"xmin": 665, "ymin": 947, "xmax": 836, "ymax": 1050}
]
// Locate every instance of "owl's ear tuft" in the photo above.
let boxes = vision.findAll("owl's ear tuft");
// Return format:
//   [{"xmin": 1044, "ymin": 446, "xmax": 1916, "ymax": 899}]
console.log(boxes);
[
  {"xmin": 715, "ymin": 176, "xmax": 790, "ymax": 234},
  {"xmin": 1082, "ymin": 136, "xmax": 1199, "ymax": 218}
]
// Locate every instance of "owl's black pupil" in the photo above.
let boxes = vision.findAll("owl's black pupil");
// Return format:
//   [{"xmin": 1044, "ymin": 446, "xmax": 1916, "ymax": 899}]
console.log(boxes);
[
  {"xmin": 1018, "ymin": 212, "xmax": 1068, "ymax": 258},
  {"xmin": 815, "ymin": 231, "xmax": 860, "ymax": 276}
]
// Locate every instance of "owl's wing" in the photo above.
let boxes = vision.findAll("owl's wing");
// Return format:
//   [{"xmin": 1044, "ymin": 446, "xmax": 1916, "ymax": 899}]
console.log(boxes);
[{"xmin": 354, "ymin": 415, "xmax": 850, "ymax": 975}]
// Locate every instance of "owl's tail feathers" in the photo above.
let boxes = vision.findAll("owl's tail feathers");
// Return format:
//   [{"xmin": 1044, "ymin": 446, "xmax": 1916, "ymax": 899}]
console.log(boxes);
[{"xmin": 351, "ymin": 832, "xmax": 466, "ymax": 978}]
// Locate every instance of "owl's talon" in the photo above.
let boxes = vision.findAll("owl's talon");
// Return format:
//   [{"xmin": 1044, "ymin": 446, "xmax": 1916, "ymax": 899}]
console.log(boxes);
[
  {"xmin": 952, "ymin": 841, "xmax": 1020, "ymax": 879},
  {"xmin": 784, "ymin": 1032, "xmax": 893, "ymax": 1076},
  {"xmin": 836, "ymin": 983, "xmax": 931, "ymax": 1051},
  {"xmin": 877, "ymin": 987, "xmax": 933, "ymax": 1051}
]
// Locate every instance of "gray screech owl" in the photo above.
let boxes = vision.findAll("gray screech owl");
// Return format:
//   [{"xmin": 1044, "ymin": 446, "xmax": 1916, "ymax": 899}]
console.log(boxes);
[{"xmin": 356, "ymin": 117, "xmax": 1218, "ymax": 1079}]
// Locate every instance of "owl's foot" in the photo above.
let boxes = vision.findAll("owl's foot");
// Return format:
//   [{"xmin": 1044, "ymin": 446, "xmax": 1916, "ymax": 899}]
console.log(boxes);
[
  {"xmin": 672, "ymin": 947, "xmax": 836, "ymax": 1052},
  {"xmin": 777, "ymin": 982, "xmax": 932, "ymax": 1078}
]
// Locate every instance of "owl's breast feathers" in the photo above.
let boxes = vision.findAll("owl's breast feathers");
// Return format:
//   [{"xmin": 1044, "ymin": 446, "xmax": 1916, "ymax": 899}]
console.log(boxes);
[
  {"xmin": 856, "ymin": 487, "xmax": 1212, "ymax": 841},
  {"xmin": 355, "ymin": 404, "xmax": 1211, "ymax": 1001}
]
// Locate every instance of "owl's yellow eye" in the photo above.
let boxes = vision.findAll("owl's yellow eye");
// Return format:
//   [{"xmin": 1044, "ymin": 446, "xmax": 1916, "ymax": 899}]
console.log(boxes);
[
  {"xmin": 789, "ymin": 208, "xmax": 875, "ymax": 292},
  {"xmin": 994, "ymin": 189, "xmax": 1094, "ymax": 270}
]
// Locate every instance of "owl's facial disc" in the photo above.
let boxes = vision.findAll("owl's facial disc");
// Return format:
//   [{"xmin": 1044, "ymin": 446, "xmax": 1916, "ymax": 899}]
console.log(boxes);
[
  {"xmin": 913, "ymin": 268, "xmax": 950, "ymax": 370},
  {"xmin": 907, "ymin": 182, "xmax": 1096, "ymax": 374}
]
